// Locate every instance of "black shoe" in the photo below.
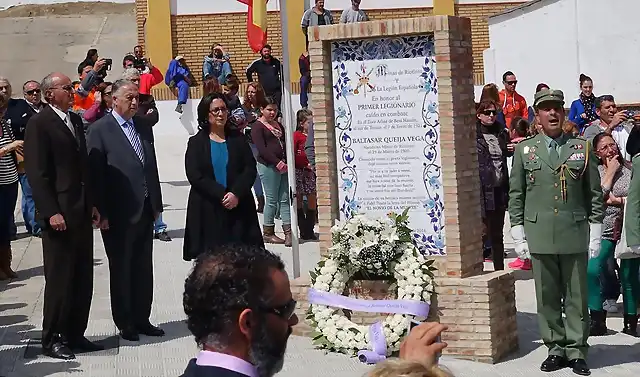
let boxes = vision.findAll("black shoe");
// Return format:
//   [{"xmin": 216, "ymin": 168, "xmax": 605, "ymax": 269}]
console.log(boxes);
[
  {"xmin": 119, "ymin": 327, "xmax": 140, "ymax": 341},
  {"xmin": 68, "ymin": 336, "xmax": 104, "ymax": 352},
  {"xmin": 137, "ymin": 323, "xmax": 165, "ymax": 337},
  {"xmin": 154, "ymin": 231, "xmax": 172, "ymax": 242},
  {"xmin": 589, "ymin": 310, "xmax": 608, "ymax": 336},
  {"xmin": 568, "ymin": 359, "xmax": 591, "ymax": 376},
  {"xmin": 42, "ymin": 342, "xmax": 75, "ymax": 360},
  {"xmin": 540, "ymin": 355, "xmax": 567, "ymax": 372}
]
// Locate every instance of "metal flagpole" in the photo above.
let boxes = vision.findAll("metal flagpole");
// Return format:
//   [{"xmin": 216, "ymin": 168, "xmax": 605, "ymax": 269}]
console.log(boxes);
[{"xmin": 278, "ymin": 0, "xmax": 301, "ymax": 278}]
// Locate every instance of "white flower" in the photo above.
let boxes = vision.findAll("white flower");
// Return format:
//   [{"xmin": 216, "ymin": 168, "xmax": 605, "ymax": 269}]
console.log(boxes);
[
  {"xmin": 380, "ymin": 226, "xmax": 399, "ymax": 243},
  {"xmin": 361, "ymin": 230, "xmax": 378, "ymax": 247}
]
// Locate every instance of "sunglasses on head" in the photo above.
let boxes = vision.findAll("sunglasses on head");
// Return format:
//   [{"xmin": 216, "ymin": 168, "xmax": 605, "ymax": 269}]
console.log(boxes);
[
  {"xmin": 482, "ymin": 110, "xmax": 497, "ymax": 116},
  {"xmin": 25, "ymin": 89, "xmax": 41, "ymax": 95}
]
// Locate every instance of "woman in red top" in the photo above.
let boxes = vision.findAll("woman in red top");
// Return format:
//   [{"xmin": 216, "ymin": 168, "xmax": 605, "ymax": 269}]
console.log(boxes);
[{"xmin": 294, "ymin": 109, "xmax": 317, "ymax": 241}]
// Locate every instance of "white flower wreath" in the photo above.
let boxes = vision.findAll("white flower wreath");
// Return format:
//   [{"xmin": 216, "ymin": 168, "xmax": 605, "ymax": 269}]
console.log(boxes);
[{"xmin": 307, "ymin": 210, "xmax": 437, "ymax": 355}]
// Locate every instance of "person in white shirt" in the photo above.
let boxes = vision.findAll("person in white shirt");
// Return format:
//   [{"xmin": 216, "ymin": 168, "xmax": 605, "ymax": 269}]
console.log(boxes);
[
  {"xmin": 340, "ymin": 0, "xmax": 369, "ymax": 23},
  {"xmin": 582, "ymin": 95, "xmax": 633, "ymax": 161}
]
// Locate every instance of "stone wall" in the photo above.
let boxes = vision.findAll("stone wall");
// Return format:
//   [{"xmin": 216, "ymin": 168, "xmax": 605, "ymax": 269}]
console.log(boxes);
[
  {"xmin": 296, "ymin": 16, "xmax": 519, "ymax": 363},
  {"xmin": 134, "ymin": 2, "xmax": 525, "ymax": 85}
]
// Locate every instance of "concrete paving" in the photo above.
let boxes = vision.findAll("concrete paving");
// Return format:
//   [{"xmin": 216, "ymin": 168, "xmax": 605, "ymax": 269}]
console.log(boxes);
[
  {"xmin": 0, "ymin": 12, "xmax": 135, "ymax": 92},
  {"xmin": 0, "ymin": 131, "xmax": 639, "ymax": 377}
]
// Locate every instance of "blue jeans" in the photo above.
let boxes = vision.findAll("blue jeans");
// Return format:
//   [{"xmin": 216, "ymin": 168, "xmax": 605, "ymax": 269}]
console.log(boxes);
[
  {"xmin": 154, "ymin": 213, "xmax": 167, "ymax": 234},
  {"xmin": 176, "ymin": 80, "xmax": 189, "ymax": 104},
  {"xmin": 257, "ymin": 163, "xmax": 290, "ymax": 226},
  {"xmin": 249, "ymin": 144, "xmax": 264, "ymax": 197},
  {"xmin": 19, "ymin": 173, "xmax": 39, "ymax": 235}
]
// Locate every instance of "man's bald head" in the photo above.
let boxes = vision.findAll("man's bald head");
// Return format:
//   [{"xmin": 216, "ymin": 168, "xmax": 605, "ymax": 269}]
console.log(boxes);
[{"xmin": 41, "ymin": 72, "xmax": 74, "ymax": 110}]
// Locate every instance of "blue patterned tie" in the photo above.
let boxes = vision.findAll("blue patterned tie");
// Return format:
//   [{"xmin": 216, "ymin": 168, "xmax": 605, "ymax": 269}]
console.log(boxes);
[
  {"xmin": 123, "ymin": 120, "xmax": 148, "ymax": 197},
  {"xmin": 123, "ymin": 120, "xmax": 144, "ymax": 164}
]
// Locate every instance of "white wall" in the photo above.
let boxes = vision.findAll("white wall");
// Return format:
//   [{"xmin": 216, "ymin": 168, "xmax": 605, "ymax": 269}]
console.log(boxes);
[
  {"xmin": 153, "ymin": 95, "xmax": 303, "ymax": 137},
  {"xmin": 0, "ymin": 0, "xmax": 132, "ymax": 9},
  {"xmin": 485, "ymin": 0, "xmax": 640, "ymax": 105}
]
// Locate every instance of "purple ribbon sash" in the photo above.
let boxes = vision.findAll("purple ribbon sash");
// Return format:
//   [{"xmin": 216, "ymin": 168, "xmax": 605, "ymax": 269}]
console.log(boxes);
[
  {"xmin": 308, "ymin": 288, "xmax": 430, "ymax": 364},
  {"xmin": 307, "ymin": 288, "xmax": 430, "ymax": 316}
]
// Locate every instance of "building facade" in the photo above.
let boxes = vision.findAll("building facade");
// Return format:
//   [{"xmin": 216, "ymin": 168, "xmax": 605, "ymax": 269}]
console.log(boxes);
[{"xmin": 136, "ymin": 0, "xmax": 527, "ymax": 99}]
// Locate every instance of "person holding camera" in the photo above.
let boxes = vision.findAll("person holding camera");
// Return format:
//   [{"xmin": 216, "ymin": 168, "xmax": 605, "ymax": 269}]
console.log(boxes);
[
  {"xmin": 74, "ymin": 56, "xmax": 111, "ymax": 129},
  {"xmin": 123, "ymin": 54, "xmax": 163, "ymax": 97},
  {"xmin": 203, "ymin": 44, "xmax": 232, "ymax": 86}
]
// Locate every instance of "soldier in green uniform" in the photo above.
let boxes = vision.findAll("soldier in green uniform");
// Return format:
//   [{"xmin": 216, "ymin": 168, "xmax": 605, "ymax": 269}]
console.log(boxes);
[{"xmin": 509, "ymin": 89, "xmax": 604, "ymax": 376}]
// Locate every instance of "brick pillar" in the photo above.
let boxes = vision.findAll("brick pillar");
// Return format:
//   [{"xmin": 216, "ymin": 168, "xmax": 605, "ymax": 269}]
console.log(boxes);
[
  {"xmin": 434, "ymin": 19, "xmax": 484, "ymax": 279},
  {"xmin": 291, "ymin": 16, "xmax": 519, "ymax": 363},
  {"xmin": 309, "ymin": 39, "xmax": 338, "ymax": 257}
]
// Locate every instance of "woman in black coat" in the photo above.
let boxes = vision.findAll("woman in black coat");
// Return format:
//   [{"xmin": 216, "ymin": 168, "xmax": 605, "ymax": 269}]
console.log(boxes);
[{"xmin": 183, "ymin": 92, "xmax": 263, "ymax": 261}]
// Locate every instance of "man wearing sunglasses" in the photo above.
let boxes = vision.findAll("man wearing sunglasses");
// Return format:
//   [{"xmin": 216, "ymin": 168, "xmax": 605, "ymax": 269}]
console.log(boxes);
[
  {"xmin": 499, "ymin": 71, "xmax": 529, "ymax": 129},
  {"xmin": 182, "ymin": 244, "xmax": 298, "ymax": 377},
  {"xmin": 3, "ymin": 80, "xmax": 45, "ymax": 238}
]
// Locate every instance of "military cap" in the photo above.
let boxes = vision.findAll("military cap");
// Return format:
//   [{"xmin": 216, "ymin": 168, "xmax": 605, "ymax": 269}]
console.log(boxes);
[{"xmin": 534, "ymin": 89, "xmax": 565, "ymax": 108}]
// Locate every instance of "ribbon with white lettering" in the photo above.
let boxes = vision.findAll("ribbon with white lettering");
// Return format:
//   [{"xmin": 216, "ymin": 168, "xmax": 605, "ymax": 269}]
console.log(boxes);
[{"xmin": 308, "ymin": 288, "xmax": 430, "ymax": 364}]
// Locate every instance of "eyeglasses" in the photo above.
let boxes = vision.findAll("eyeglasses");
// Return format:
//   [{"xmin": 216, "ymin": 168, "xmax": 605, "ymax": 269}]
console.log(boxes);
[
  {"xmin": 506, "ymin": 80, "xmax": 518, "ymax": 85},
  {"xmin": 25, "ymin": 89, "xmax": 41, "ymax": 95},
  {"xmin": 52, "ymin": 85, "xmax": 74, "ymax": 92},
  {"xmin": 482, "ymin": 110, "xmax": 497, "ymax": 116},
  {"xmin": 210, "ymin": 107, "xmax": 228, "ymax": 114},
  {"xmin": 260, "ymin": 299, "xmax": 297, "ymax": 320}
]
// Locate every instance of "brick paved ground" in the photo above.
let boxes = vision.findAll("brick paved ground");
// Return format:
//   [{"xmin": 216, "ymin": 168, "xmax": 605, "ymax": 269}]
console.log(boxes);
[{"xmin": 1, "ymin": 133, "xmax": 639, "ymax": 377}]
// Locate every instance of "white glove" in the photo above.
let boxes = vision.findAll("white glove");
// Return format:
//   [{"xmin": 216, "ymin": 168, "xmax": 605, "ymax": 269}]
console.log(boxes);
[
  {"xmin": 589, "ymin": 223, "xmax": 603, "ymax": 259},
  {"xmin": 510, "ymin": 225, "xmax": 530, "ymax": 259}
]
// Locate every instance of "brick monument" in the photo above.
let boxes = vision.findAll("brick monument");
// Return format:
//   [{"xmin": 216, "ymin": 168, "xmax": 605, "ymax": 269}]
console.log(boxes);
[{"xmin": 290, "ymin": 16, "xmax": 518, "ymax": 364}]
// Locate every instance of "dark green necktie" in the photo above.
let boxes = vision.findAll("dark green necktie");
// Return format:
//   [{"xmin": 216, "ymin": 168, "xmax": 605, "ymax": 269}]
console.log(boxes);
[{"xmin": 549, "ymin": 140, "xmax": 559, "ymax": 166}]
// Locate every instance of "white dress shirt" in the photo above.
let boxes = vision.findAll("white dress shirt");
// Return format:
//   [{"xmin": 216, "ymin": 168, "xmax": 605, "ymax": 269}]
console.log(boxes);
[{"xmin": 49, "ymin": 104, "xmax": 75, "ymax": 137}]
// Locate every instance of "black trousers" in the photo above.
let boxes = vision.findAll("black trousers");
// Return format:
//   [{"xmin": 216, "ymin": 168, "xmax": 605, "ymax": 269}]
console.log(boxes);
[
  {"xmin": 41, "ymin": 224, "xmax": 94, "ymax": 347},
  {"xmin": 101, "ymin": 200, "xmax": 154, "ymax": 330},
  {"xmin": 484, "ymin": 206, "xmax": 506, "ymax": 271}
]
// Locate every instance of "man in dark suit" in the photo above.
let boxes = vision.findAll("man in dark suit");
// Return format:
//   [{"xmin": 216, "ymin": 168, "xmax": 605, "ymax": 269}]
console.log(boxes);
[
  {"xmin": 87, "ymin": 79, "xmax": 165, "ymax": 341},
  {"xmin": 24, "ymin": 72, "xmax": 102, "ymax": 359},
  {"xmin": 5, "ymin": 80, "xmax": 46, "ymax": 237}
]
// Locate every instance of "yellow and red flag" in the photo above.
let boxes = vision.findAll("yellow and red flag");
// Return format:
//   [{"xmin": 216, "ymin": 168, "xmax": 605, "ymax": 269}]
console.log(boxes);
[{"xmin": 237, "ymin": 0, "xmax": 268, "ymax": 53}]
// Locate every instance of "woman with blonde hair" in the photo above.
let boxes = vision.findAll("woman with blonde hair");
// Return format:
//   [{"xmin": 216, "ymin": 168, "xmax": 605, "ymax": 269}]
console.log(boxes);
[
  {"xmin": 368, "ymin": 359, "xmax": 453, "ymax": 377},
  {"xmin": 242, "ymin": 82, "xmax": 267, "ymax": 212}
]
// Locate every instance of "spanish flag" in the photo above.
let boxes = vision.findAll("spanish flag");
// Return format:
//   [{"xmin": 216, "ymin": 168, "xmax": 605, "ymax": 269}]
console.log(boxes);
[{"xmin": 237, "ymin": 0, "xmax": 268, "ymax": 53}]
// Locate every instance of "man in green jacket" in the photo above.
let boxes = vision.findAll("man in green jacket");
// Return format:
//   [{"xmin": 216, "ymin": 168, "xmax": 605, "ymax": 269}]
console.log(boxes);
[{"xmin": 509, "ymin": 89, "xmax": 604, "ymax": 376}]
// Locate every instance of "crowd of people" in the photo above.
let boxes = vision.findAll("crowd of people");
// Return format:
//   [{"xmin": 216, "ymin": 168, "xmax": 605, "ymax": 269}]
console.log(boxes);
[{"xmin": 477, "ymin": 70, "xmax": 640, "ymax": 375}]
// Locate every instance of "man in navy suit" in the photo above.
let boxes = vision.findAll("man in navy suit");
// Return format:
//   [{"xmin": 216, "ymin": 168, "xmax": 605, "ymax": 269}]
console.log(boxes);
[
  {"xmin": 181, "ymin": 244, "xmax": 298, "ymax": 377},
  {"xmin": 87, "ymin": 79, "xmax": 165, "ymax": 342}
]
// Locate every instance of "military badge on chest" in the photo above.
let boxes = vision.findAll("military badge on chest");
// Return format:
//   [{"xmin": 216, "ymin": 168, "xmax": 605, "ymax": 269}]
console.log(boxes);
[{"xmin": 523, "ymin": 146, "xmax": 538, "ymax": 185}]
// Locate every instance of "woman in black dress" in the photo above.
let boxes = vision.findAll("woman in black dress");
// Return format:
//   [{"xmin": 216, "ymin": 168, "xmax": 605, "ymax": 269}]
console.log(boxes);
[{"xmin": 183, "ymin": 92, "xmax": 263, "ymax": 261}]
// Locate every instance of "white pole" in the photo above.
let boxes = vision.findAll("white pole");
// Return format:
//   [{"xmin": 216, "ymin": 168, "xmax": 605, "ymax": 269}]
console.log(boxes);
[{"xmin": 278, "ymin": 0, "xmax": 301, "ymax": 278}]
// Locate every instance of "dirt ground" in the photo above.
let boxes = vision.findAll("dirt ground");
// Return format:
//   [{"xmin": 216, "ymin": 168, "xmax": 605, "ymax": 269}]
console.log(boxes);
[{"xmin": 0, "ymin": 1, "xmax": 134, "ymax": 18}]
